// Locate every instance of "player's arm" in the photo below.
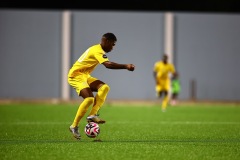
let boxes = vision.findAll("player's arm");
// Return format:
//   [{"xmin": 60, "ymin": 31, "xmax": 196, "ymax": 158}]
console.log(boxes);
[
  {"xmin": 153, "ymin": 63, "xmax": 159, "ymax": 84},
  {"xmin": 153, "ymin": 72, "xmax": 159, "ymax": 85},
  {"xmin": 102, "ymin": 61, "xmax": 135, "ymax": 71},
  {"xmin": 153, "ymin": 71, "xmax": 157, "ymax": 79},
  {"xmin": 153, "ymin": 71, "xmax": 157, "ymax": 81},
  {"xmin": 171, "ymin": 64, "xmax": 176, "ymax": 75}
]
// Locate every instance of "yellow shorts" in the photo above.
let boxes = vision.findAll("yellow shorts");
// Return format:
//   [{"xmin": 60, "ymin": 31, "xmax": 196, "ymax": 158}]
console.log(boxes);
[
  {"xmin": 68, "ymin": 73, "xmax": 98, "ymax": 95},
  {"xmin": 155, "ymin": 79, "xmax": 170, "ymax": 93}
]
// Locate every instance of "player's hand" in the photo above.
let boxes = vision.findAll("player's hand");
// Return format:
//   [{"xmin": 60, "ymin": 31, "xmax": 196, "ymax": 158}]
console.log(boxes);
[{"xmin": 127, "ymin": 64, "xmax": 135, "ymax": 71}]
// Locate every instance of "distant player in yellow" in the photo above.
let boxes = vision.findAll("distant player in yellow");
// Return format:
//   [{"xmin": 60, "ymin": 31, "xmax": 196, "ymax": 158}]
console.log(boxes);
[
  {"xmin": 153, "ymin": 54, "xmax": 175, "ymax": 112},
  {"xmin": 68, "ymin": 33, "xmax": 135, "ymax": 140}
]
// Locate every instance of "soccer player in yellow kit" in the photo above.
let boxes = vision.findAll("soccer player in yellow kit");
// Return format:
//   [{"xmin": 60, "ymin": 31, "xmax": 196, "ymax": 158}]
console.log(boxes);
[
  {"xmin": 153, "ymin": 54, "xmax": 175, "ymax": 112},
  {"xmin": 68, "ymin": 33, "xmax": 135, "ymax": 140}
]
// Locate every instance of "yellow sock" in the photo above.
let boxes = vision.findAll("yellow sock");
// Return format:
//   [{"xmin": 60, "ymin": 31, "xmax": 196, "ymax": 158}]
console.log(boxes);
[
  {"xmin": 162, "ymin": 96, "xmax": 169, "ymax": 110},
  {"xmin": 89, "ymin": 84, "xmax": 110, "ymax": 116},
  {"xmin": 72, "ymin": 97, "xmax": 94, "ymax": 127}
]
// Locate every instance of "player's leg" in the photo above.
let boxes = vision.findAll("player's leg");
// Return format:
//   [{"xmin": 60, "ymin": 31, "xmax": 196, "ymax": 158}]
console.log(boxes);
[
  {"xmin": 175, "ymin": 92, "xmax": 179, "ymax": 104},
  {"xmin": 170, "ymin": 93, "xmax": 177, "ymax": 105},
  {"xmin": 161, "ymin": 79, "xmax": 170, "ymax": 111},
  {"xmin": 71, "ymin": 88, "xmax": 95, "ymax": 127},
  {"xmin": 87, "ymin": 78, "xmax": 110, "ymax": 123},
  {"xmin": 156, "ymin": 84, "xmax": 161, "ymax": 98},
  {"xmin": 69, "ymin": 89, "xmax": 95, "ymax": 140},
  {"xmin": 68, "ymin": 75, "xmax": 95, "ymax": 139},
  {"xmin": 156, "ymin": 80, "xmax": 168, "ymax": 111},
  {"xmin": 161, "ymin": 91, "xmax": 168, "ymax": 112}
]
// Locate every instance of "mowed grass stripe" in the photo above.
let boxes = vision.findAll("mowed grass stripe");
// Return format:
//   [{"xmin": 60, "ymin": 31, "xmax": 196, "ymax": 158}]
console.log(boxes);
[{"xmin": 1, "ymin": 121, "xmax": 240, "ymax": 125}]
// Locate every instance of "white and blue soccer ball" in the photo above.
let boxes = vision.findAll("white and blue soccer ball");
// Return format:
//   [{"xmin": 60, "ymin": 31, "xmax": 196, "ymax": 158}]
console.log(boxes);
[{"xmin": 84, "ymin": 122, "xmax": 100, "ymax": 138}]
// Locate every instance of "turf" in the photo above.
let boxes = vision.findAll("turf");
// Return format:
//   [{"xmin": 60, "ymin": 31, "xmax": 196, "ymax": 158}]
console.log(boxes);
[{"xmin": 0, "ymin": 102, "xmax": 240, "ymax": 160}]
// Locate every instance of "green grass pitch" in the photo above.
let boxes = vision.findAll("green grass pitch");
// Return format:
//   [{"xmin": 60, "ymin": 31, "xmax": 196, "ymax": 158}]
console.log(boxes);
[{"xmin": 0, "ymin": 102, "xmax": 240, "ymax": 160}]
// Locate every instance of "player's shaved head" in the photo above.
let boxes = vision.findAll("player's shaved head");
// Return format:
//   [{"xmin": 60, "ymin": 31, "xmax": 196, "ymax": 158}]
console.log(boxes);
[
  {"xmin": 102, "ymin": 33, "xmax": 117, "ymax": 42},
  {"xmin": 163, "ymin": 54, "xmax": 168, "ymax": 64},
  {"xmin": 101, "ymin": 33, "xmax": 117, "ymax": 53}
]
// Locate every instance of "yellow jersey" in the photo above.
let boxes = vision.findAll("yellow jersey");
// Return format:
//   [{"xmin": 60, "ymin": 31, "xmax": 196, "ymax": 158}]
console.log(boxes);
[
  {"xmin": 154, "ymin": 61, "xmax": 175, "ymax": 80},
  {"xmin": 68, "ymin": 44, "xmax": 109, "ymax": 77}
]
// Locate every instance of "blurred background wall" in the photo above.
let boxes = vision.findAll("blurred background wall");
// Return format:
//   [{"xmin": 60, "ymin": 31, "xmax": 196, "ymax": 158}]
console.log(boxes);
[{"xmin": 0, "ymin": 9, "xmax": 240, "ymax": 101}]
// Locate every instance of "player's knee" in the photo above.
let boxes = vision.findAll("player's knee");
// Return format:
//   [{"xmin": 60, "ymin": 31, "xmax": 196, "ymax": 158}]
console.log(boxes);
[
  {"xmin": 100, "ymin": 84, "xmax": 110, "ymax": 94},
  {"xmin": 84, "ymin": 97, "xmax": 94, "ymax": 105}
]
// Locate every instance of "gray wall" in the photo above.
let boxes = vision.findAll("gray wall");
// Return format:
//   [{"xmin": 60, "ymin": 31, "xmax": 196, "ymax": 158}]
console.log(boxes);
[
  {"xmin": 1, "ymin": 9, "xmax": 240, "ymax": 101},
  {"xmin": 175, "ymin": 12, "xmax": 240, "ymax": 101},
  {"xmin": 0, "ymin": 10, "xmax": 61, "ymax": 99}
]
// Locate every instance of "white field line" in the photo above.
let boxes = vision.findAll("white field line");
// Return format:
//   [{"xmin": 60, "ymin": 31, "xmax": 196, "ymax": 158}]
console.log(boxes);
[{"xmin": 0, "ymin": 121, "xmax": 240, "ymax": 125}]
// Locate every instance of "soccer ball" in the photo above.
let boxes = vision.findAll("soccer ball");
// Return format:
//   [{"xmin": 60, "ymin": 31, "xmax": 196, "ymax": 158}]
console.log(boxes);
[{"xmin": 84, "ymin": 122, "xmax": 100, "ymax": 138}]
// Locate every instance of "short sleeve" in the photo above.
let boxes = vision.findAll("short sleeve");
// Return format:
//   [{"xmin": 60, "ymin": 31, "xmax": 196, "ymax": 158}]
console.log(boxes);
[{"xmin": 94, "ymin": 52, "xmax": 109, "ymax": 64}]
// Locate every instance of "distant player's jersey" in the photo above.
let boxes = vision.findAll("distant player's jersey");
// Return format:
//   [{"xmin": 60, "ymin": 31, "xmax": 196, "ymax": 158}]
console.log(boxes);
[
  {"xmin": 68, "ymin": 44, "xmax": 109, "ymax": 77},
  {"xmin": 154, "ymin": 61, "xmax": 175, "ymax": 80},
  {"xmin": 154, "ymin": 61, "xmax": 175, "ymax": 92}
]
